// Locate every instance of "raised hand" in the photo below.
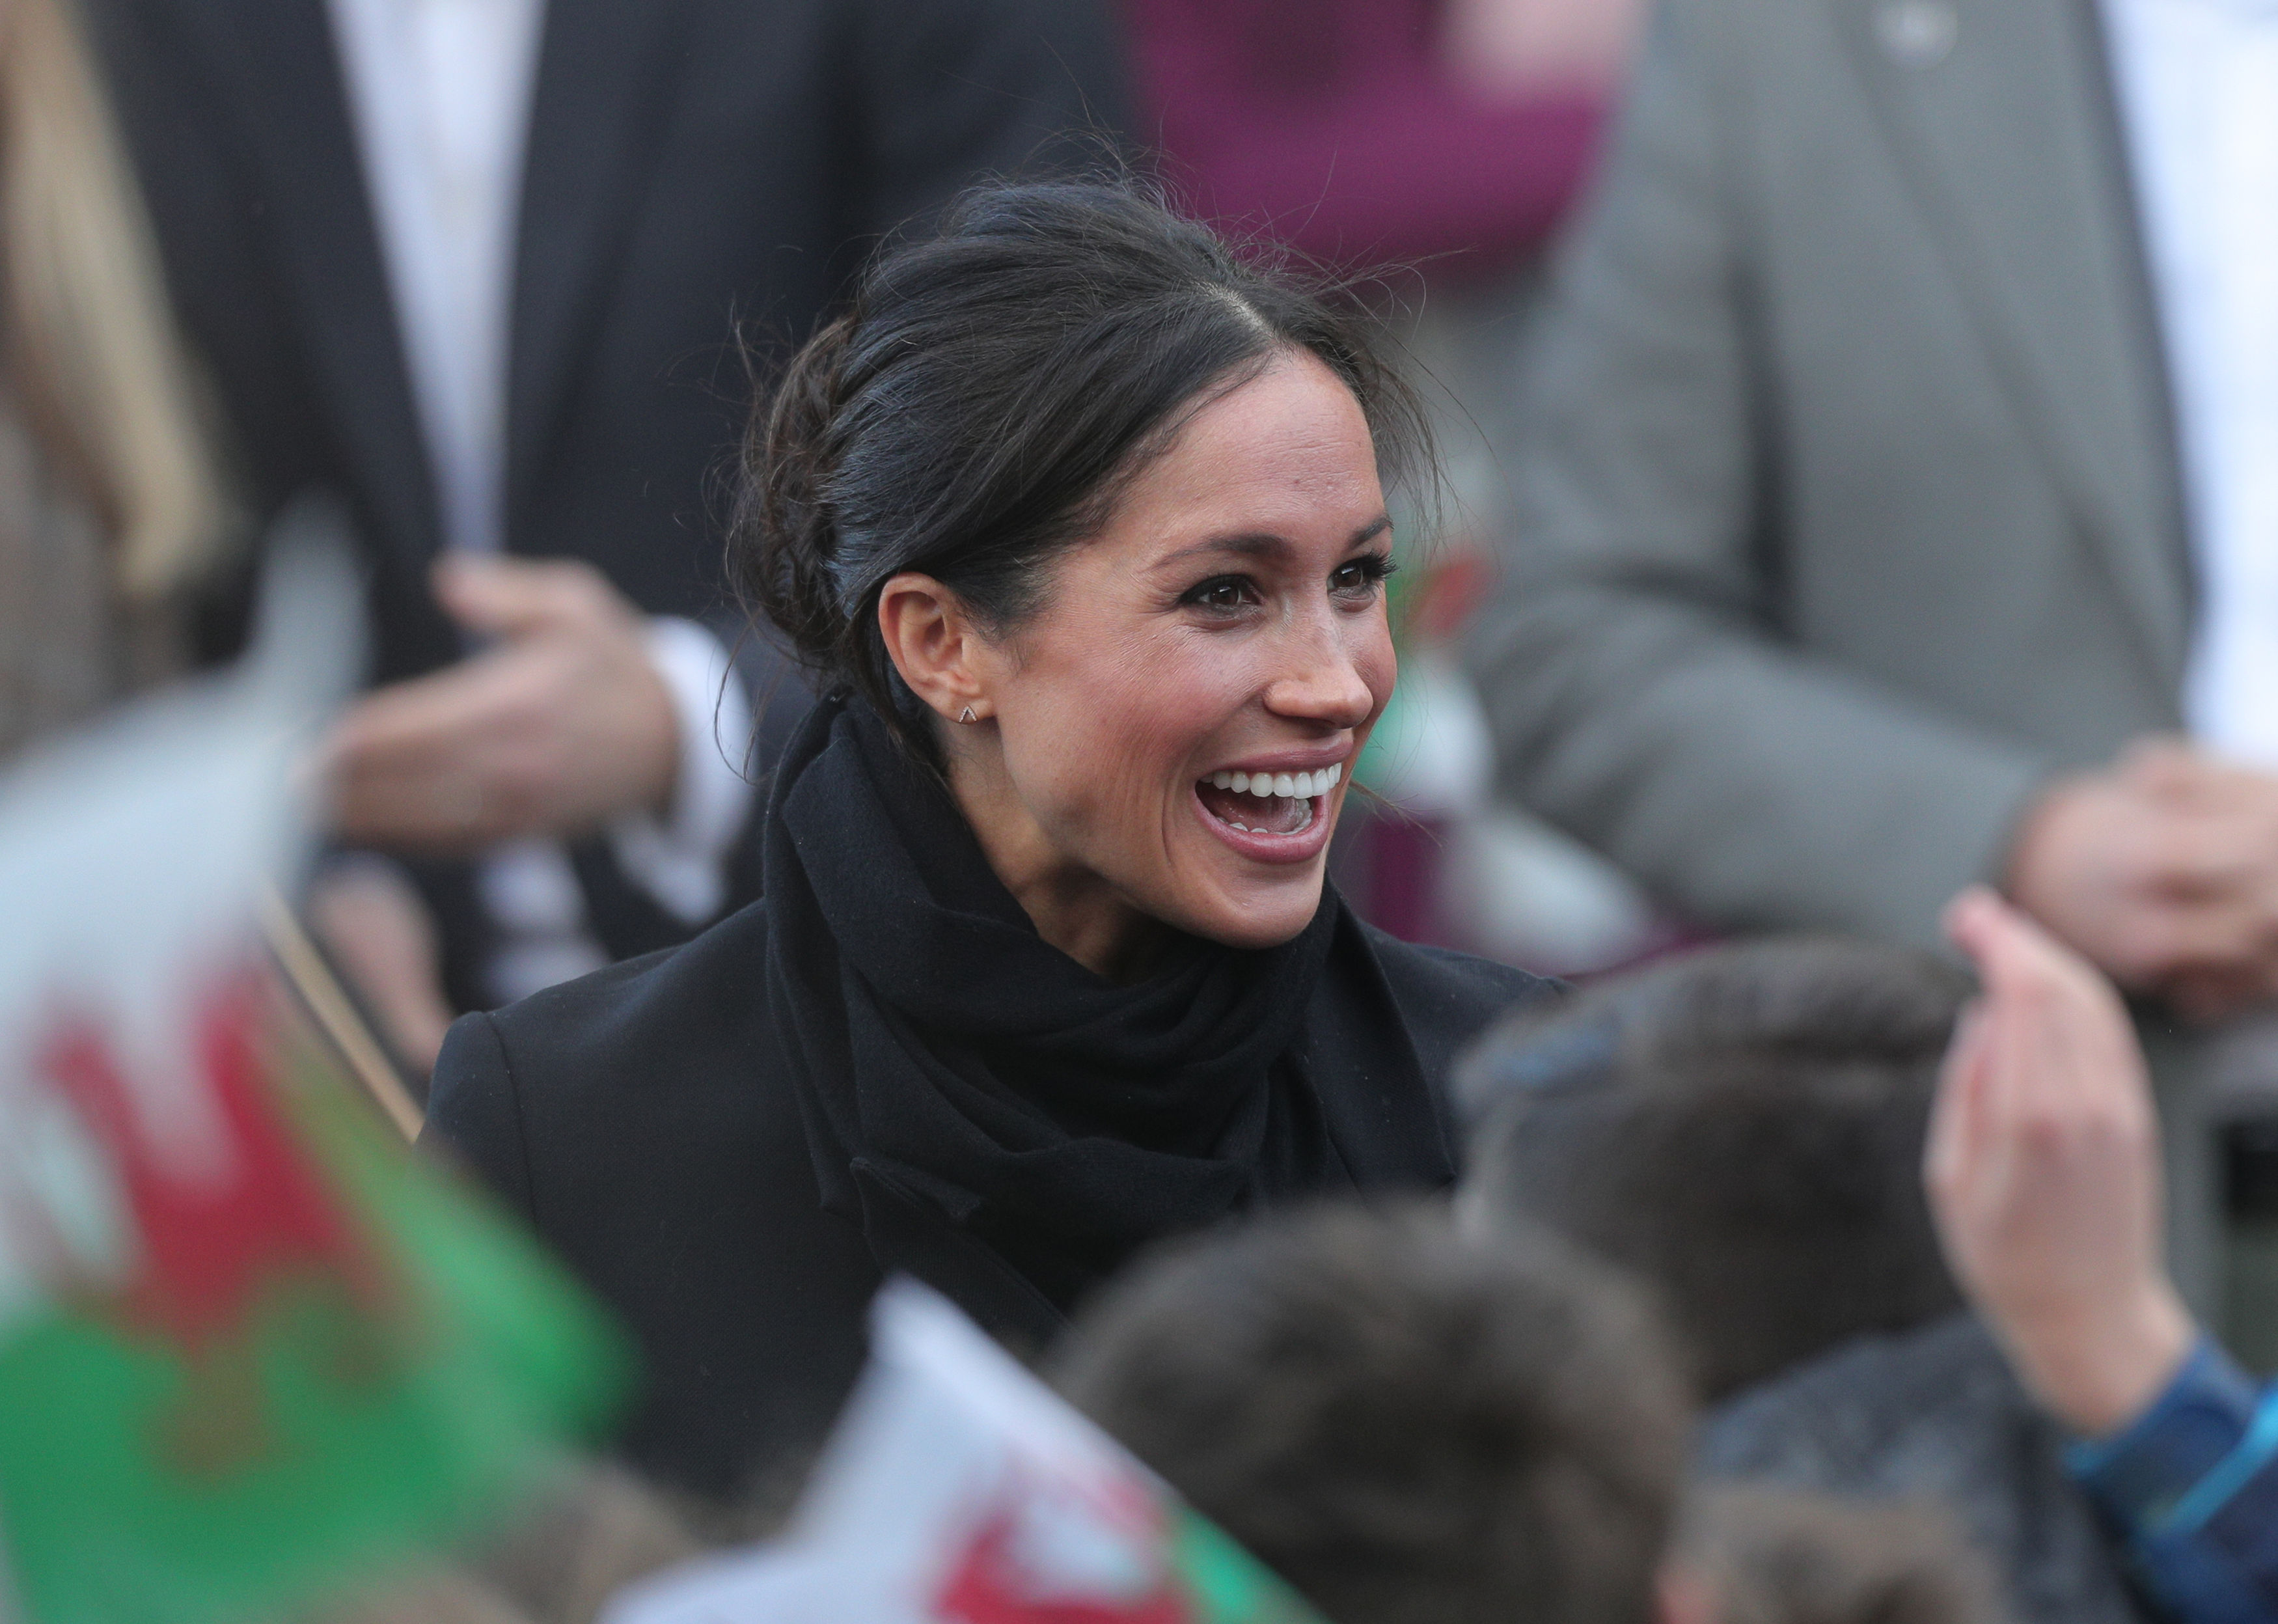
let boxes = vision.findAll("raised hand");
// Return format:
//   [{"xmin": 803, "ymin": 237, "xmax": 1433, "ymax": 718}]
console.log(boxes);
[{"xmin": 1927, "ymin": 885, "xmax": 2195, "ymax": 1435}]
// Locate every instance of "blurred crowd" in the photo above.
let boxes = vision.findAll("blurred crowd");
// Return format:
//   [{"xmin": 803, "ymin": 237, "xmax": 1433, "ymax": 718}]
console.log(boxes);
[
  {"xmin": 286, "ymin": 896, "xmax": 2270, "ymax": 1624},
  {"xmin": 10, "ymin": 0, "xmax": 2278, "ymax": 1620}
]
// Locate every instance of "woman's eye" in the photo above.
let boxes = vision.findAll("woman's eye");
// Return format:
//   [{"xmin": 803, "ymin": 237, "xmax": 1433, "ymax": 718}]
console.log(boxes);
[
  {"xmin": 1184, "ymin": 575, "xmax": 1260, "ymax": 612},
  {"xmin": 1331, "ymin": 554, "xmax": 1397, "ymax": 598}
]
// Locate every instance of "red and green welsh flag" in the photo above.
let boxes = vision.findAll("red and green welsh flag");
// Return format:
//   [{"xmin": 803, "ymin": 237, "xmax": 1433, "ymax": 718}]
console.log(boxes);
[
  {"xmin": 0, "ymin": 532, "xmax": 624, "ymax": 1624},
  {"xmin": 602, "ymin": 1280, "xmax": 1324, "ymax": 1624}
]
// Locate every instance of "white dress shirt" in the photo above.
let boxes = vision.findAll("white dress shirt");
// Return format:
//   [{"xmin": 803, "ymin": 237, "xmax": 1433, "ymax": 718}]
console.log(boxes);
[
  {"xmin": 2102, "ymin": 0, "xmax": 2278, "ymax": 766},
  {"xmin": 327, "ymin": 0, "xmax": 753, "ymax": 1001}
]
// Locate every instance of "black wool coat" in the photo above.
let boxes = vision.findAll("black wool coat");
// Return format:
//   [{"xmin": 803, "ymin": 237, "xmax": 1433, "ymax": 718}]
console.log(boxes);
[{"xmin": 422, "ymin": 900, "xmax": 1551, "ymax": 1497}]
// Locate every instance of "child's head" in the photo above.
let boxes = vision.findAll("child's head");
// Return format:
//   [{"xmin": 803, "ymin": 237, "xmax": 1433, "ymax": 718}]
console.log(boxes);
[
  {"xmin": 1051, "ymin": 1204, "xmax": 1692, "ymax": 1624},
  {"xmin": 1457, "ymin": 937, "xmax": 1968, "ymax": 1399},
  {"xmin": 1677, "ymin": 1487, "xmax": 2006, "ymax": 1624}
]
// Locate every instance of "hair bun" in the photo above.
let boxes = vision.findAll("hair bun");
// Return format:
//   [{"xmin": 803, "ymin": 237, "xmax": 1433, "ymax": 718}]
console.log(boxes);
[{"xmin": 735, "ymin": 307, "xmax": 860, "ymax": 683}]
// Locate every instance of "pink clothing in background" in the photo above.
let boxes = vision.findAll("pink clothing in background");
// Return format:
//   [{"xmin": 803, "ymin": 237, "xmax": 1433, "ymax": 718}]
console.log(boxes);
[{"xmin": 1123, "ymin": 0, "xmax": 1607, "ymax": 279}]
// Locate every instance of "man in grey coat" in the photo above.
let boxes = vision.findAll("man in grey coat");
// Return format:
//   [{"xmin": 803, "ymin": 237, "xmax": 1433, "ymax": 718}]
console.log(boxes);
[
  {"xmin": 1468, "ymin": 0, "xmax": 2278, "ymax": 1308},
  {"xmin": 1469, "ymin": 0, "xmax": 2278, "ymax": 989}
]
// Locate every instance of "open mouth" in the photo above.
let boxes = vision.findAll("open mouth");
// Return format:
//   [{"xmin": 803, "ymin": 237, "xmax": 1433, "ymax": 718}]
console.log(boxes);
[{"xmin": 1194, "ymin": 764, "xmax": 1342, "ymax": 836}]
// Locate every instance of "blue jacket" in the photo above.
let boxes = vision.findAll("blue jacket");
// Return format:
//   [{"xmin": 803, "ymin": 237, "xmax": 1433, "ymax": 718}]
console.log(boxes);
[{"xmin": 2070, "ymin": 1341, "xmax": 2278, "ymax": 1624}]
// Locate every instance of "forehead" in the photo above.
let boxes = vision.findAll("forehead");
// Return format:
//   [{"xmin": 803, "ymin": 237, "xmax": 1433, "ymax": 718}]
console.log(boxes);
[{"xmin": 1108, "ymin": 351, "xmax": 1385, "ymax": 543}]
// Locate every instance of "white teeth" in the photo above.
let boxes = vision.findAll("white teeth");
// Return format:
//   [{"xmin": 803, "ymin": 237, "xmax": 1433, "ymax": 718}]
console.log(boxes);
[
  {"xmin": 1210, "ymin": 764, "xmax": 1344, "ymax": 803},
  {"xmin": 1231, "ymin": 821, "xmax": 1250, "ymax": 833}
]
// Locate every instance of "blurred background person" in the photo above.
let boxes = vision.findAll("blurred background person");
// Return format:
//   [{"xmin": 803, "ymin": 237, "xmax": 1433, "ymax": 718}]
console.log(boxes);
[
  {"xmin": 1456, "ymin": 937, "xmax": 2146, "ymax": 1624},
  {"xmin": 1677, "ymin": 1489, "xmax": 2007, "ymax": 1624},
  {"xmin": 0, "ymin": 0, "xmax": 234, "ymax": 761},
  {"xmin": 81, "ymin": 0, "xmax": 1127, "ymax": 1080},
  {"xmin": 1054, "ymin": 1204, "xmax": 2007, "ymax": 1624},
  {"xmin": 1463, "ymin": 0, "xmax": 2278, "ymax": 1338},
  {"xmin": 1122, "ymin": 0, "xmax": 1663, "ymax": 974},
  {"xmin": 1052, "ymin": 1204, "xmax": 1696, "ymax": 1624},
  {"xmin": 1456, "ymin": 938, "xmax": 1973, "ymax": 1403}
]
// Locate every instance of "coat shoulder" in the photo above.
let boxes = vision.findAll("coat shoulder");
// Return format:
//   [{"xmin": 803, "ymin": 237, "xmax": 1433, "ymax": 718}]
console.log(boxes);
[
  {"xmin": 441, "ymin": 897, "xmax": 779, "ymax": 1151},
  {"xmin": 420, "ymin": 898, "xmax": 882, "ymax": 1496},
  {"xmin": 424, "ymin": 898, "xmax": 783, "ymax": 1224},
  {"xmin": 1355, "ymin": 921, "xmax": 1565, "ymax": 1084},
  {"xmin": 1361, "ymin": 922, "xmax": 1561, "ymax": 1028}
]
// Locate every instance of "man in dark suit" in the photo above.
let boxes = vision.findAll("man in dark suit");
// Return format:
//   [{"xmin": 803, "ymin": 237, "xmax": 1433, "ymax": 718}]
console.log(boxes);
[{"xmin": 87, "ymin": 0, "xmax": 1127, "ymax": 1067}]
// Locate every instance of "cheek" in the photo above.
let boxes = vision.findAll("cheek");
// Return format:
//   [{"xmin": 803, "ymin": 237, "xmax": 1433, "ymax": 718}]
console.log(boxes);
[{"xmin": 1004, "ymin": 631, "xmax": 1245, "ymax": 827}]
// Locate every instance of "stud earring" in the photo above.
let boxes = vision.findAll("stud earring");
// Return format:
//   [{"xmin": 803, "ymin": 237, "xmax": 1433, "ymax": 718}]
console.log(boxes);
[{"xmin": 958, "ymin": 706, "xmax": 978, "ymax": 724}]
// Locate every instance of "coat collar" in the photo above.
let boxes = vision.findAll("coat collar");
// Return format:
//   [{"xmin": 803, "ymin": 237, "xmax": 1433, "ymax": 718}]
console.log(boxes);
[{"xmin": 1839, "ymin": 0, "xmax": 2193, "ymax": 683}]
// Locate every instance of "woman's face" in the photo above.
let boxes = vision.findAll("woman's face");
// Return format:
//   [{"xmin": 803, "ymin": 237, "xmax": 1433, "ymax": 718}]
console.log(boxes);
[{"xmin": 963, "ymin": 350, "xmax": 1397, "ymax": 959}]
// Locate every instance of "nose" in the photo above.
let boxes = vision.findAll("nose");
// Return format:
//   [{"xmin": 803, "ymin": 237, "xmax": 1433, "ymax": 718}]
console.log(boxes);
[{"xmin": 1262, "ymin": 614, "xmax": 1382, "ymax": 729}]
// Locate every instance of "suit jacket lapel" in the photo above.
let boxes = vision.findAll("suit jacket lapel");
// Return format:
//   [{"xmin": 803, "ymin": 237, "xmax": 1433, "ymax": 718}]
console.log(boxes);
[
  {"xmin": 1841, "ymin": 0, "xmax": 2192, "ymax": 681},
  {"xmin": 184, "ymin": 0, "xmax": 440, "ymax": 572},
  {"xmin": 504, "ymin": 0, "xmax": 700, "ymax": 552}
]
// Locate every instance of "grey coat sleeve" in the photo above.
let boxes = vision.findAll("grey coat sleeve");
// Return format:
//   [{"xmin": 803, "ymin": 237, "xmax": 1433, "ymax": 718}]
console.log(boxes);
[{"xmin": 1463, "ymin": 0, "xmax": 2051, "ymax": 950}]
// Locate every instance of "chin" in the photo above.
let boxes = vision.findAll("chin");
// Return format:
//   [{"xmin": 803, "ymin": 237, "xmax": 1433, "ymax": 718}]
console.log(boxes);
[{"xmin": 1183, "ymin": 870, "xmax": 1328, "ymax": 950}]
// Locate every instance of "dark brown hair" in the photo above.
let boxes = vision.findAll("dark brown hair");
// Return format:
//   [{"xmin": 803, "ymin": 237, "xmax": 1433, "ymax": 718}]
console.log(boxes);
[
  {"xmin": 1050, "ymin": 1204, "xmax": 1692, "ymax": 1624},
  {"xmin": 1457, "ymin": 936, "xmax": 1969, "ymax": 1401},
  {"xmin": 730, "ymin": 176, "xmax": 1430, "ymax": 757},
  {"xmin": 1681, "ymin": 1487, "xmax": 2006, "ymax": 1624}
]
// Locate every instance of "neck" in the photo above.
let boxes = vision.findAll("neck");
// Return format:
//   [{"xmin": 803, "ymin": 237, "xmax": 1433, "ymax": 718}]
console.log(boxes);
[{"xmin": 945, "ymin": 748, "xmax": 1172, "ymax": 982}]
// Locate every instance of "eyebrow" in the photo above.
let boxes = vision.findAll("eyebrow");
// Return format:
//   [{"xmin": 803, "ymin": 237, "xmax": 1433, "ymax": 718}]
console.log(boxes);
[{"xmin": 1153, "ymin": 514, "xmax": 1393, "ymax": 571}]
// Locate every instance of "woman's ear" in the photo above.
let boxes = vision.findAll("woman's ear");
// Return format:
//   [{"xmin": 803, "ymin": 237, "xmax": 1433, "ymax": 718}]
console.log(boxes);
[{"xmin": 877, "ymin": 571, "xmax": 995, "ymax": 724}]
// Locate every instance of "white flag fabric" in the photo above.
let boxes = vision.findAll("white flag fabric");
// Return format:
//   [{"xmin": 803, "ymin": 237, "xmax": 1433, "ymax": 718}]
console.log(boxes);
[
  {"xmin": 0, "ymin": 517, "xmax": 358, "ymax": 1334},
  {"xmin": 603, "ymin": 1279, "xmax": 1323, "ymax": 1624}
]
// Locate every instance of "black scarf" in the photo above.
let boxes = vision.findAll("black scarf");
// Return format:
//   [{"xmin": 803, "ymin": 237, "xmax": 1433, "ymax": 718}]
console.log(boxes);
[{"xmin": 762, "ymin": 695, "xmax": 1453, "ymax": 1309}]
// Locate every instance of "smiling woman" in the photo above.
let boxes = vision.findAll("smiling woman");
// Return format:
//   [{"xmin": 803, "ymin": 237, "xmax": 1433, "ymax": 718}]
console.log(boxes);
[{"xmin": 420, "ymin": 180, "xmax": 1558, "ymax": 1496}]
